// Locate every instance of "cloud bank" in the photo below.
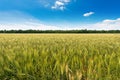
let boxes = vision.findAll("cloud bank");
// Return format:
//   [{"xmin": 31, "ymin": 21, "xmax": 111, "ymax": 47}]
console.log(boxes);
[
  {"xmin": 71, "ymin": 18, "xmax": 120, "ymax": 30},
  {"xmin": 91, "ymin": 18, "xmax": 120, "ymax": 30},
  {"xmin": 0, "ymin": 11, "xmax": 120, "ymax": 30},
  {"xmin": 0, "ymin": 18, "xmax": 120, "ymax": 30},
  {"xmin": 0, "ymin": 22, "xmax": 60, "ymax": 30},
  {"xmin": 0, "ymin": 11, "xmax": 60, "ymax": 30}
]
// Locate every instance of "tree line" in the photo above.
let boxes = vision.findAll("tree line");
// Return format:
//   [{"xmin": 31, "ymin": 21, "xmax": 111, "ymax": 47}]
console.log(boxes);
[{"xmin": 0, "ymin": 30, "xmax": 120, "ymax": 33}]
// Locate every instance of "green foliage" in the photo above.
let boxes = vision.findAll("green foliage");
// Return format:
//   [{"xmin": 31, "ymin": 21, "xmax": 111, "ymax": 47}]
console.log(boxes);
[
  {"xmin": 0, "ymin": 30, "xmax": 120, "ymax": 33},
  {"xmin": 0, "ymin": 34, "xmax": 120, "ymax": 80}
]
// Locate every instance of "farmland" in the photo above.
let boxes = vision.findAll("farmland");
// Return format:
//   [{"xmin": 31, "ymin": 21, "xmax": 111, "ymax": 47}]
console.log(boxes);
[{"xmin": 0, "ymin": 34, "xmax": 120, "ymax": 80}]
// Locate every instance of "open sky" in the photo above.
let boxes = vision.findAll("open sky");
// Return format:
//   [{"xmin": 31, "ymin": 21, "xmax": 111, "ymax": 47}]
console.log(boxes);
[{"xmin": 0, "ymin": 0, "xmax": 120, "ymax": 30}]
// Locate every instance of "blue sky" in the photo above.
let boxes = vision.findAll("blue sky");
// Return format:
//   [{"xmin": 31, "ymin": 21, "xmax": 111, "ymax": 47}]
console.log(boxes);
[{"xmin": 0, "ymin": 0, "xmax": 120, "ymax": 30}]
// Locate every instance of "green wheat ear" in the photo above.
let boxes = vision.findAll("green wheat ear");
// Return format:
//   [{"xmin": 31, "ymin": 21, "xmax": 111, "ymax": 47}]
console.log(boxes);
[{"xmin": 0, "ymin": 34, "xmax": 119, "ymax": 80}]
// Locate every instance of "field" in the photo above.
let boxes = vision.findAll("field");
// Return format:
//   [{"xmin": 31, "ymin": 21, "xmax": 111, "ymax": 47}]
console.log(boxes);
[{"xmin": 0, "ymin": 34, "xmax": 120, "ymax": 80}]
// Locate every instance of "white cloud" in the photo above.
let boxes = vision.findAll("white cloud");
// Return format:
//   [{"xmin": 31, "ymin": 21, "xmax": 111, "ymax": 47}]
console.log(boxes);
[
  {"xmin": 91, "ymin": 18, "xmax": 120, "ymax": 30},
  {"xmin": 56, "ymin": 1, "xmax": 64, "ymax": 5},
  {"xmin": 83, "ymin": 12, "xmax": 94, "ymax": 17},
  {"xmin": 48, "ymin": 18, "xmax": 120, "ymax": 30},
  {"xmin": 51, "ymin": 0, "xmax": 71, "ymax": 10},
  {"xmin": 0, "ymin": 22, "xmax": 61, "ymax": 30},
  {"xmin": 0, "ymin": 11, "xmax": 60, "ymax": 30},
  {"xmin": 0, "ymin": 18, "xmax": 120, "ymax": 30},
  {"xmin": 0, "ymin": 11, "xmax": 120, "ymax": 30},
  {"xmin": 51, "ymin": 1, "xmax": 65, "ymax": 10},
  {"xmin": 70, "ymin": 18, "xmax": 120, "ymax": 30},
  {"xmin": 38, "ymin": 0, "xmax": 72, "ymax": 10}
]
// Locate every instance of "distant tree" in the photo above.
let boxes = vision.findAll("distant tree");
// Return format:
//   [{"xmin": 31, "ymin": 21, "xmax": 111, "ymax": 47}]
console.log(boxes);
[{"xmin": 0, "ymin": 29, "xmax": 120, "ymax": 33}]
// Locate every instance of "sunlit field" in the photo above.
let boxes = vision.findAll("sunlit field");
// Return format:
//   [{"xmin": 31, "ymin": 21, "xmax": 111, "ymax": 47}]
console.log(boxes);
[{"xmin": 0, "ymin": 34, "xmax": 120, "ymax": 80}]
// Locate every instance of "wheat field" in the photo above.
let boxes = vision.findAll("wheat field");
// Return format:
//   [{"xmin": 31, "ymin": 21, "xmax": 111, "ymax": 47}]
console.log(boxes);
[{"xmin": 0, "ymin": 34, "xmax": 120, "ymax": 80}]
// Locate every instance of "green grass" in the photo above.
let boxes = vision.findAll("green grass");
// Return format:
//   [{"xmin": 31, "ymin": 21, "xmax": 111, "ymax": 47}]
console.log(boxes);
[{"xmin": 0, "ymin": 34, "xmax": 120, "ymax": 80}]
